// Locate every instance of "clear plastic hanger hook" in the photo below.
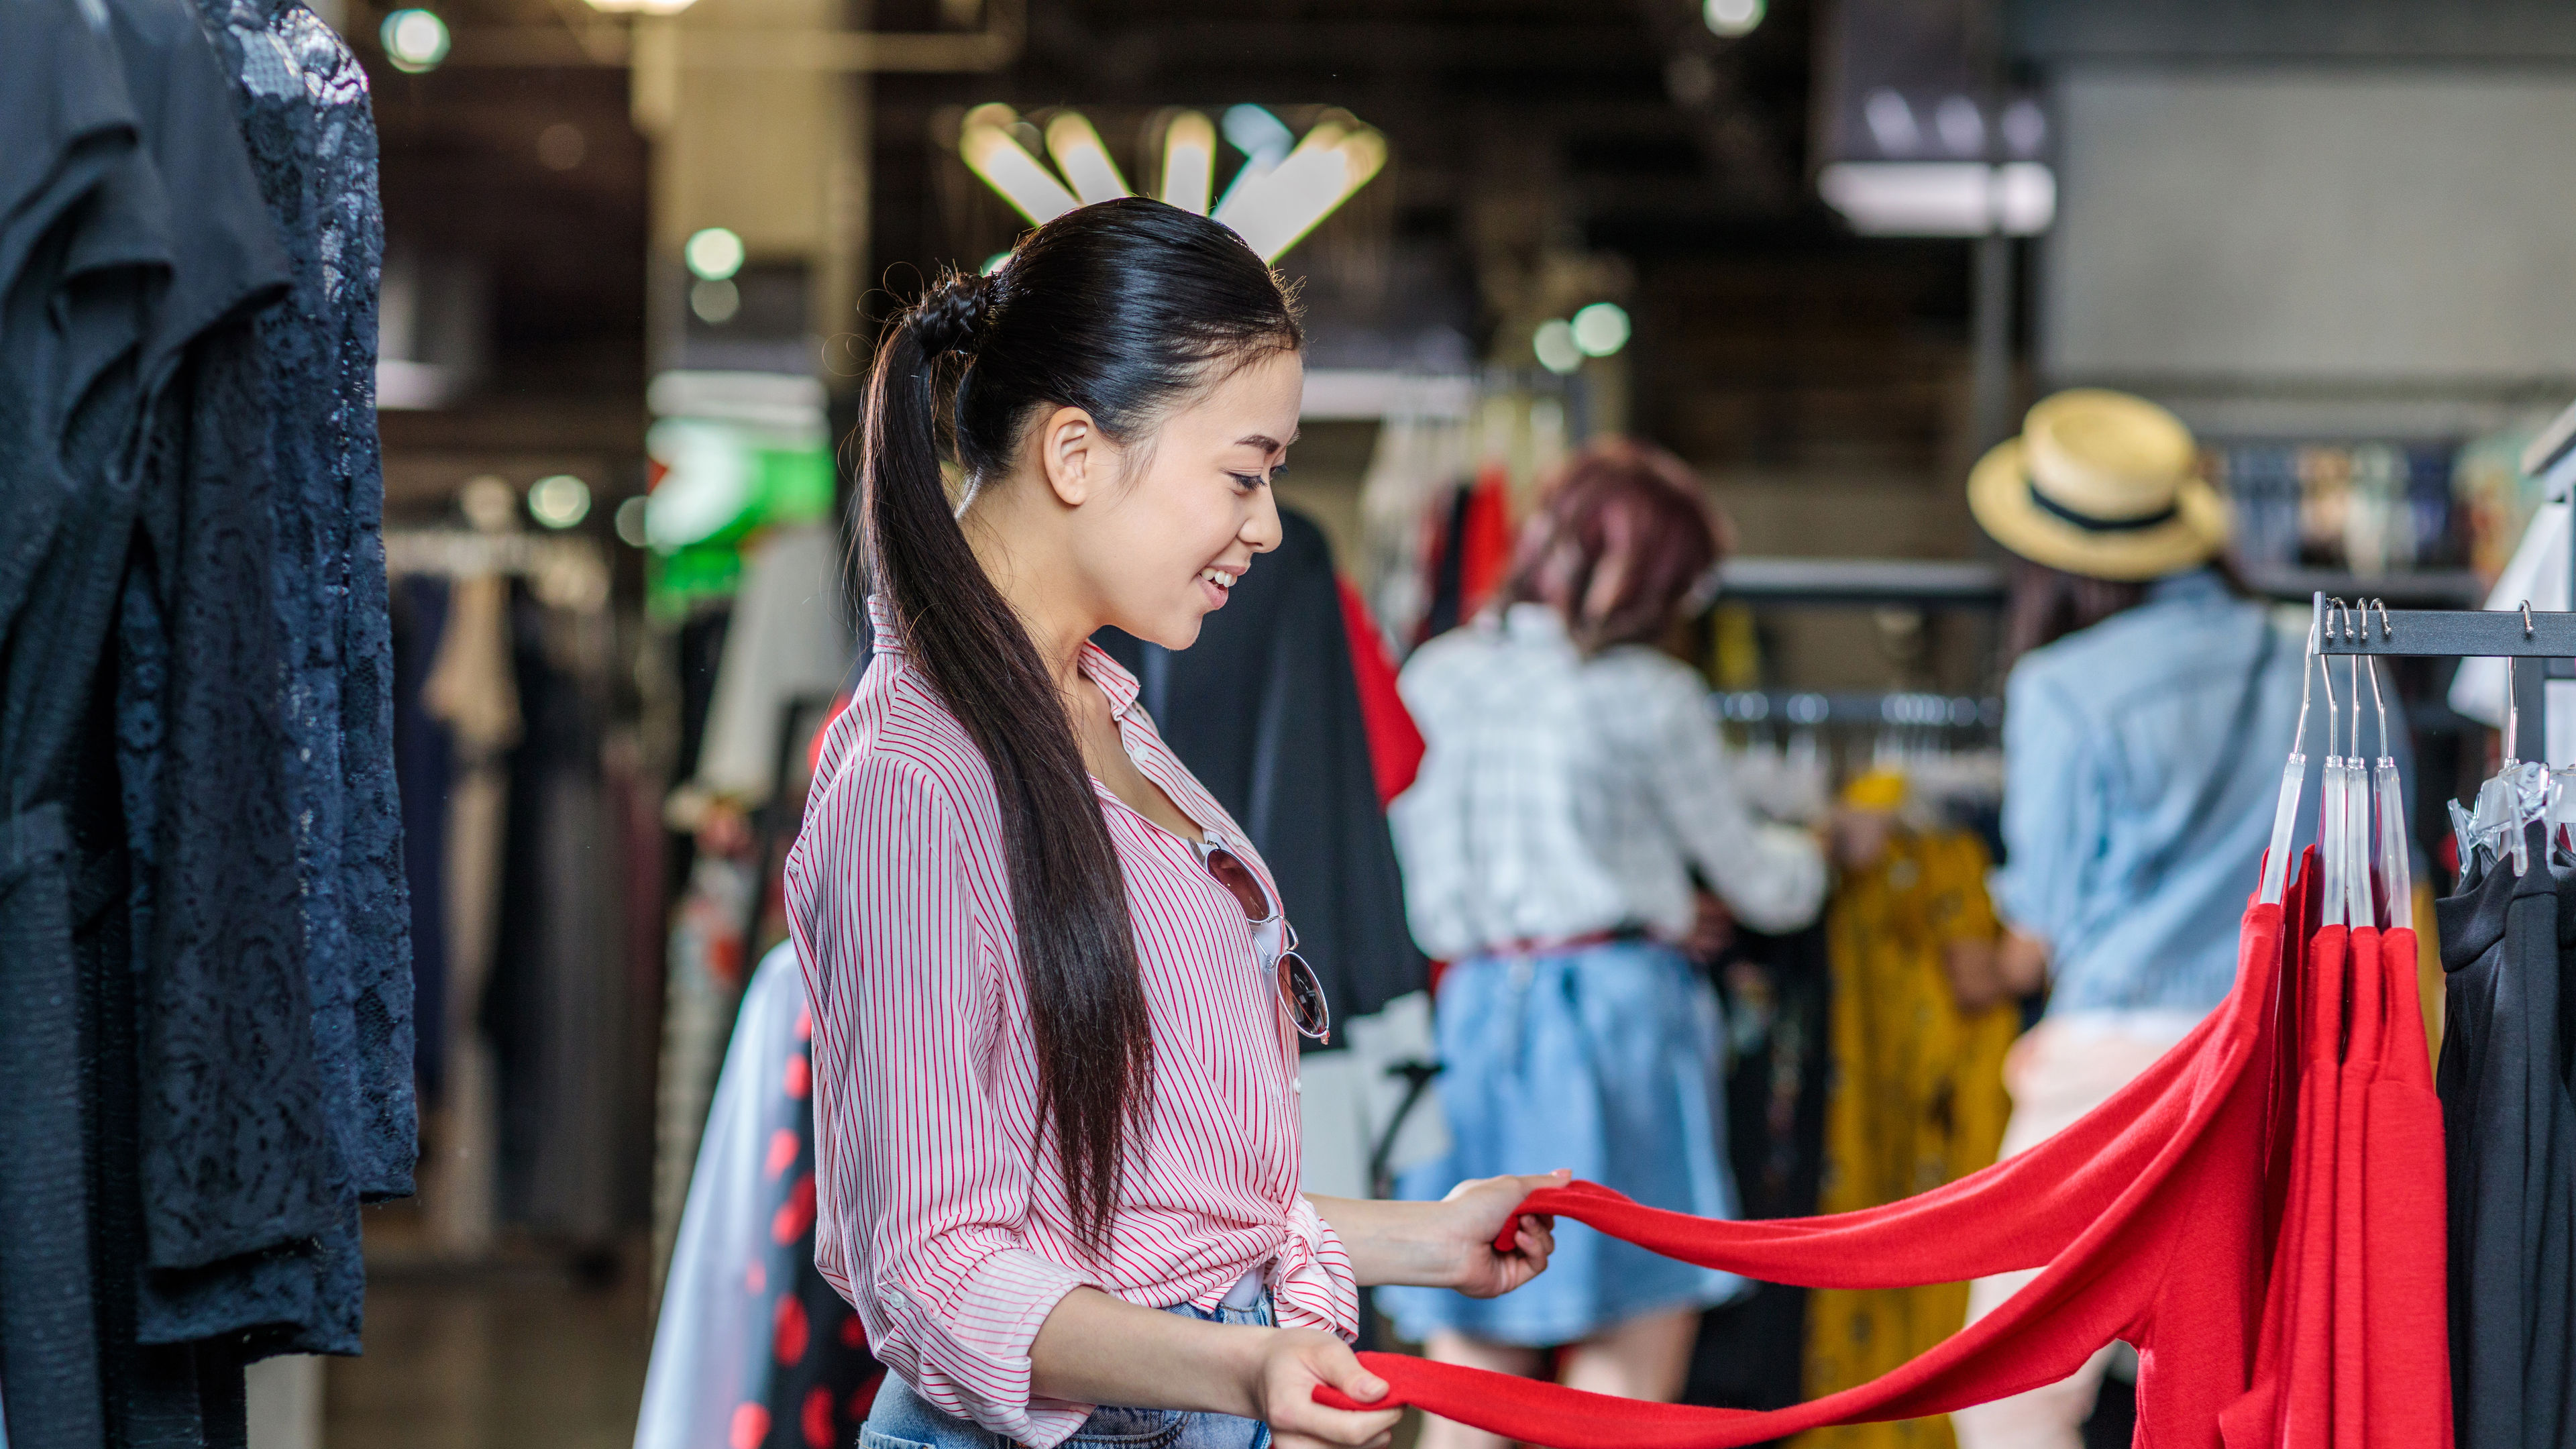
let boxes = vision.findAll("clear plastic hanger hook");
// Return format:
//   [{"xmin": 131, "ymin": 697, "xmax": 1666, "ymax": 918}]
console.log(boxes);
[
  {"xmin": 2261, "ymin": 596, "xmax": 2324, "ymax": 906},
  {"xmin": 2319, "ymin": 601, "xmax": 2348, "ymax": 926}
]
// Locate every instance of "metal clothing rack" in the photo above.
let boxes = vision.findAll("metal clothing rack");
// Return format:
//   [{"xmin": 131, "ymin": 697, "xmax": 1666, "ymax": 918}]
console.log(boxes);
[
  {"xmin": 384, "ymin": 528, "xmax": 612, "ymax": 612},
  {"xmin": 1711, "ymin": 689, "xmax": 2003, "ymax": 731},
  {"xmin": 2317, "ymin": 598, "xmax": 2571, "ymax": 762}
]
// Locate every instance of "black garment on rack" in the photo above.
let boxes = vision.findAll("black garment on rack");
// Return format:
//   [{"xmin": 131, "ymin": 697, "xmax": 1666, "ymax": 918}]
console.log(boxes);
[
  {"xmin": 1094, "ymin": 508, "xmax": 1430, "ymax": 1034},
  {"xmin": 3, "ymin": 0, "xmax": 404, "ymax": 1438},
  {"xmin": 2436, "ymin": 825, "xmax": 2576, "ymax": 1449},
  {"xmin": 0, "ymin": 12, "xmax": 155, "ymax": 1446},
  {"xmin": 108, "ymin": 0, "xmax": 346, "ymax": 1352},
  {"xmin": 92, "ymin": 0, "xmax": 406, "ymax": 1365},
  {"xmin": 188, "ymin": 0, "xmax": 414, "ymax": 1212}
]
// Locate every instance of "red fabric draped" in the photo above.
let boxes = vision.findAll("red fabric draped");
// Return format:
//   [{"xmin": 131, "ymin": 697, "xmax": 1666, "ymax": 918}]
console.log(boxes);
[{"xmin": 1318, "ymin": 855, "xmax": 2451, "ymax": 1449}]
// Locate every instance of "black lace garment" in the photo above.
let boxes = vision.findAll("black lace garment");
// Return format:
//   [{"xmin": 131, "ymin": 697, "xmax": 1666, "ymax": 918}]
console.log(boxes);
[
  {"xmin": 110, "ymin": 0, "xmax": 412, "ymax": 1356},
  {"xmin": 188, "ymin": 0, "xmax": 414, "ymax": 1207}
]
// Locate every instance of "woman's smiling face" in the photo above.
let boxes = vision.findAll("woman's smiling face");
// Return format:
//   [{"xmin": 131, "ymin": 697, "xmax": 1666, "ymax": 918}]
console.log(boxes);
[{"xmin": 1068, "ymin": 347, "xmax": 1302, "ymax": 651}]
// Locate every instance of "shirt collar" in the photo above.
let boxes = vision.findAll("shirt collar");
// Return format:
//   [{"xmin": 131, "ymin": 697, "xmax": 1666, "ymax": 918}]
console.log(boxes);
[
  {"xmin": 1078, "ymin": 641, "xmax": 1144, "ymax": 718},
  {"xmin": 865, "ymin": 593, "xmax": 904, "ymax": 655},
  {"xmin": 864, "ymin": 594, "xmax": 1144, "ymax": 718},
  {"xmin": 2146, "ymin": 567, "xmax": 2227, "ymax": 606}
]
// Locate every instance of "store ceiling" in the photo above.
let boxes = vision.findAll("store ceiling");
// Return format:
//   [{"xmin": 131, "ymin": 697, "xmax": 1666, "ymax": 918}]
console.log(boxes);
[{"xmin": 364, "ymin": 0, "xmax": 1982, "ymax": 484}]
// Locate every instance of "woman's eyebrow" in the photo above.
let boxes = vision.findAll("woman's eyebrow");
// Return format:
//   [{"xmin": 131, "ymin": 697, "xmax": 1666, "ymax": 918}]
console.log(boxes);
[{"xmin": 1234, "ymin": 431, "xmax": 1298, "ymax": 455}]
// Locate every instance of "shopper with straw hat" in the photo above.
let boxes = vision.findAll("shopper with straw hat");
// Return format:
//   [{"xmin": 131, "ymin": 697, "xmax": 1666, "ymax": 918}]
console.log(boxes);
[{"xmin": 1949, "ymin": 390, "xmax": 2398, "ymax": 1448}]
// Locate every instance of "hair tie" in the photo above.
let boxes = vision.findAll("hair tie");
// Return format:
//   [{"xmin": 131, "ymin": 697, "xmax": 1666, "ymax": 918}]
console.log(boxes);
[{"xmin": 913, "ymin": 269, "xmax": 998, "ymax": 358}]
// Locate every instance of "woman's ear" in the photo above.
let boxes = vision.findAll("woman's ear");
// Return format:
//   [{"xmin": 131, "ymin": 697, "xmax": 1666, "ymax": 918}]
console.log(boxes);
[{"xmin": 1036, "ymin": 405, "xmax": 1110, "ymax": 507}]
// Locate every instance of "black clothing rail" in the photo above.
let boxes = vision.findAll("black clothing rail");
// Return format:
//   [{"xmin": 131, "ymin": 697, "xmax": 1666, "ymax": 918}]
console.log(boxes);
[{"xmin": 2314, "ymin": 597, "xmax": 2570, "ymax": 762}]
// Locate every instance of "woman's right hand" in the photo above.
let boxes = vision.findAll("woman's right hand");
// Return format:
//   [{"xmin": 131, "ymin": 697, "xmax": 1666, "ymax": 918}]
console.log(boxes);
[{"xmin": 1246, "ymin": 1328, "xmax": 1403, "ymax": 1449}]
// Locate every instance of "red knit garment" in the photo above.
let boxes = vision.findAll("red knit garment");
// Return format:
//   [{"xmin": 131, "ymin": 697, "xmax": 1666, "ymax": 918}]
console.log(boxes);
[
  {"xmin": 2361, "ymin": 925, "xmax": 2451, "ymax": 1448},
  {"xmin": 2219, "ymin": 918, "xmax": 2347, "ymax": 1449},
  {"xmin": 1321, "ymin": 894, "xmax": 2291, "ymax": 1448},
  {"xmin": 1318, "ymin": 857, "xmax": 2450, "ymax": 1448},
  {"xmin": 2330, "ymin": 926, "xmax": 2375, "ymax": 1449}
]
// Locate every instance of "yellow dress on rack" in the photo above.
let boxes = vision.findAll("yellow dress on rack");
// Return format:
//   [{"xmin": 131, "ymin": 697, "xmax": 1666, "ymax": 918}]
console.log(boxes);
[{"xmin": 1798, "ymin": 824, "xmax": 2018, "ymax": 1449}]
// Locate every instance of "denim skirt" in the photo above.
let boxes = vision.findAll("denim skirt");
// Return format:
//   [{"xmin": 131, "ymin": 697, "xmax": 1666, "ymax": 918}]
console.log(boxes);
[
  {"xmin": 1378, "ymin": 938, "xmax": 1749, "ymax": 1348},
  {"xmin": 859, "ymin": 1297, "xmax": 1273, "ymax": 1449}
]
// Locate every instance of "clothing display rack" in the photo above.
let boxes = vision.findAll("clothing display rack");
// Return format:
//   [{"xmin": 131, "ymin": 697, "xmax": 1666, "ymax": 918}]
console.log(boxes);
[
  {"xmin": 2320, "ymin": 599, "xmax": 2570, "ymax": 759},
  {"xmin": 385, "ymin": 528, "xmax": 614, "ymax": 606},
  {"xmin": 1715, "ymin": 556, "xmax": 2485, "ymax": 610},
  {"xmin": 385, "ymin": 529, "xmax": 639, "ymax": 1260},
  {"xmin": 1712, "ymin": 690, "xmax": 2002, "ymax": 731}
]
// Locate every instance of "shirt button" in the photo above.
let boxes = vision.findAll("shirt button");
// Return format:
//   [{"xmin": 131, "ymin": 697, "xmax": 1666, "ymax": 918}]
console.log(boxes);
[{"xmin": 1292, "ymin": 1077, "xmax": 1301, "ymax": 1094}]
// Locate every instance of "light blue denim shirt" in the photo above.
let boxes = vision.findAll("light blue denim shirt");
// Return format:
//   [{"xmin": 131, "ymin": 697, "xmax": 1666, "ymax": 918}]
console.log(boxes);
[{"xmin": 1993, "ymin": 570, "xmax": 2412, "ymax": 1018}]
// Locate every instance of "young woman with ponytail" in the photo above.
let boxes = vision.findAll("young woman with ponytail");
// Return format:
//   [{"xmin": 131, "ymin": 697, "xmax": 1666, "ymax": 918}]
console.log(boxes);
[{"xmin": 785, "ymin": 198, "xmax": 1562, "ymax": 1449}]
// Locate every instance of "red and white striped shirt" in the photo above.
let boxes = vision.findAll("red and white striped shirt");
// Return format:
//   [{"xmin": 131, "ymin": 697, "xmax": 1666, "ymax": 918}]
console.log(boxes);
[{"xmin": 785, "ymin": 598, "xmax": 1356, "ymax": 1447}]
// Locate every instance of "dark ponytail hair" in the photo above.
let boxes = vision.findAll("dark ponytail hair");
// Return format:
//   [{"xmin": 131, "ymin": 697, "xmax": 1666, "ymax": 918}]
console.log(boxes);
[{"xmin": 859, "ymin": 199, "xmax": 1302, "ymax": 1250}]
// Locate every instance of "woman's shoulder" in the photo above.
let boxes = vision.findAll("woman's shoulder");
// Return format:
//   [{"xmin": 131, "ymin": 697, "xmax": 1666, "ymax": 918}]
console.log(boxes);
[
  {"xmin": 808, "ymin": 659, "xmax": 1002, "ymax": 833},
  {"xmin": 1581, "ymin": 643, "xmax": 1710, "ymax": 715}
]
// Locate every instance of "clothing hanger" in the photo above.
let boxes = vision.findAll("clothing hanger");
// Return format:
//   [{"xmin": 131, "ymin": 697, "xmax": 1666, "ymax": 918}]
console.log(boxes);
[
  {"xmin": 2317, "ymin": 602, "xmax": 2348, "ymax": 929},
  {"xmin": 2259, "ymin": 595, "xmax": 2322, "ymax": 907},
  {"xmin": 2363, "ymin": 601, "xmax": 2412, "ymax": 929},
  {"xmin": 2455, "ymin": 602, "xmax": 2559, "ymax": 877},
  {"xmin": 2344, "ymin": 631, "xmax": 2372, "ymax": 927}
]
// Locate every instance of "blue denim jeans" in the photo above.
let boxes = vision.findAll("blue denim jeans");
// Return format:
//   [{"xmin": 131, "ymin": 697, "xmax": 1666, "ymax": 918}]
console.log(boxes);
[{"xmin": 859, "ymin": 1296, "xmax": 1274, "ymax": 1449}]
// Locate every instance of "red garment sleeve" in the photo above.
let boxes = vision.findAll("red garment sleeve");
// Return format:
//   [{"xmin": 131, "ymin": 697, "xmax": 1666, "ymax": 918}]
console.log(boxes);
[
  {"xmin": 1472, "ymin": 856, "xmax": 2314, "ymax": 1290},
  {"xmin": 1336, "ymin": 579, "xmax": 1424, "ymax": 808}
]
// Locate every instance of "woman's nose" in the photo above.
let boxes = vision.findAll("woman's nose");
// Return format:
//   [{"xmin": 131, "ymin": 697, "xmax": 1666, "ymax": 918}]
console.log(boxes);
[{"xmin": 1244, "ymin": 486, "xmax": 1284, "ymax": 553}]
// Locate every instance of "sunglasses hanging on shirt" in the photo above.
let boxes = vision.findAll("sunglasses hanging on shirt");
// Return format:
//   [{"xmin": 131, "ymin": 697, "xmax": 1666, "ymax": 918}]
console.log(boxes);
[{"xmin": 1197, "ymin": 842, "xmax": 1332, "ymax": 1042}]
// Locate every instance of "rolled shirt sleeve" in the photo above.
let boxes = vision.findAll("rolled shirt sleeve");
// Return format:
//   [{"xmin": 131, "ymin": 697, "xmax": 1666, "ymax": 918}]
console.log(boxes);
[{"xmin": 789, "ymin": 755, "xmax": 1101, "ymax": 1448}]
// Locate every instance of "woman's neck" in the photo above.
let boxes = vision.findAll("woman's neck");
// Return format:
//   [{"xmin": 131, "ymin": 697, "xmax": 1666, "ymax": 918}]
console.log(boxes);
[{"xmin": 962, "ymin": 486, "xmax": 1094, "ymax": 698}]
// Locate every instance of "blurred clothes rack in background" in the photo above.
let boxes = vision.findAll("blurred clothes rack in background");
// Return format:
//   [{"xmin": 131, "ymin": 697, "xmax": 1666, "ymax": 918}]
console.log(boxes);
[
  {"xmin": 1354, "ymin": 376, "xmax": 1576, "ymax": 653},
  {"xmin": 1716, "ymin": 692, "xmax": 2004, "ymax": 840},
  {"xmin": 387, "ymin": 526, "xmax": 654, "ymax": 1263}
]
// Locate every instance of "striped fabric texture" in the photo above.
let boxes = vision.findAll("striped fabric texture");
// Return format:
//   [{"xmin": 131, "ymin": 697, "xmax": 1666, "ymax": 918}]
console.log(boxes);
[{"xmin": 785, "ymin": 598, "xmax": 1354, "ymax": 1448}]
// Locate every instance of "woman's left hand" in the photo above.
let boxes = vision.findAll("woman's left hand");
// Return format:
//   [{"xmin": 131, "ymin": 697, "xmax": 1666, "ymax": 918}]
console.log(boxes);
[{"xmin": 1436, "ymin": 1169, "xmax": 1567, "ymax": 1298}]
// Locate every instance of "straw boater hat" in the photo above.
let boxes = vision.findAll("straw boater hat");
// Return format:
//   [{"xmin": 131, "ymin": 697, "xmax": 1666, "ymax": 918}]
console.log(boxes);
[{"xmin": 1968, "ymin": 388, "xmax": 2230, "ymax": 582}]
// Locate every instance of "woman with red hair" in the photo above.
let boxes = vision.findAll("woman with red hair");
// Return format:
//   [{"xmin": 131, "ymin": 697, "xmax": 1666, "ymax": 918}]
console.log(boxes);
[{"xmin": 1379, "ymin": 440, "xmax": 1827, "ymax": 1447}]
